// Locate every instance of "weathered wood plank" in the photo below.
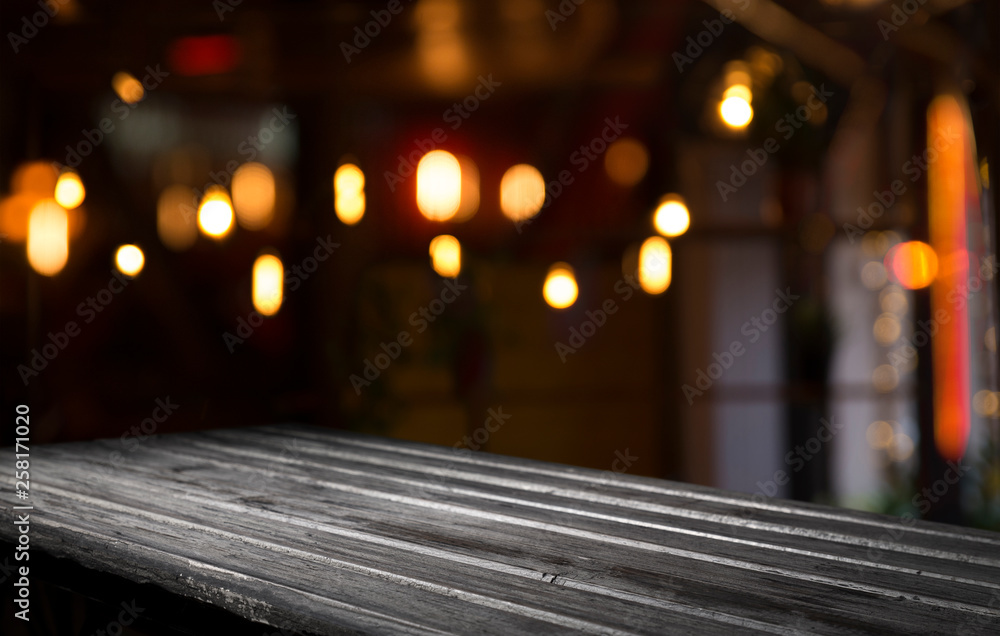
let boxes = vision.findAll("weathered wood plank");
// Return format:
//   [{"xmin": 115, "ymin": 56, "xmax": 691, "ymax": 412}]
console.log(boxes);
[{"xmin": 2, "ymin": 424, "xmax": 999, "ymax": 635}]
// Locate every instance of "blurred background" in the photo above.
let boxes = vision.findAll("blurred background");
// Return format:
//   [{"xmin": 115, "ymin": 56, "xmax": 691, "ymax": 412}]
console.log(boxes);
[{"xmin": 1, "ymin": 0, "xmax": 998, "ymax": 530}]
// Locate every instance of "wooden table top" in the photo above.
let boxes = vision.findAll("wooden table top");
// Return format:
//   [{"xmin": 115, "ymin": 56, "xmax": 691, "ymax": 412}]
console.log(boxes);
[{"xmin": 2, "ymin": 424, "xmax": 999, "ymax": 634}]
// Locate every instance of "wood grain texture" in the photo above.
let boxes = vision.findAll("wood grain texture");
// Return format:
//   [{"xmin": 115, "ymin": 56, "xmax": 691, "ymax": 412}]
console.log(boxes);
[{"xmin": 2, "ymin": 424, "xmax": 999, "ymax": 634}]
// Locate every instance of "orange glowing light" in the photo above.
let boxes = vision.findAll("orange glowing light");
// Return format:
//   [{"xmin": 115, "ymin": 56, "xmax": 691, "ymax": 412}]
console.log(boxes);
[
  {"xmin": 197, "ymin": 186, "xmax": 234, "ymax": 239},
  {"xmin": 927, "ymin": 93, "xmax": 972, "ymax": 461},
  {"xmin": 639, "ymin": 236, "xmax": 672, "ymax": 294},
  {"xmin": 12, "ymin": 161, "xmax": 58, "ymax": 196},
  {"xmin": 54, "ymin": 170, "xmax": 85, "ymax": 209},
  {"xmin": 884, "ymin": 241, "xmax": 938, "ymax": 290},
  {"xmin": 429, "ymin": 235, "xmax": 461, "ymax": 278},
  {"xmin": 232, "ymin": 163, "xmax": 276, "ymax": 230}
]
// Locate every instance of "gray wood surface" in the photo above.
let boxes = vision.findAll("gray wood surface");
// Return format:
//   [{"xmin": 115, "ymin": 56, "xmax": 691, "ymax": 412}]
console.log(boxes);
[{"xmin": 2, "ymin": 424, "xmax": 999, "ymax": 634}]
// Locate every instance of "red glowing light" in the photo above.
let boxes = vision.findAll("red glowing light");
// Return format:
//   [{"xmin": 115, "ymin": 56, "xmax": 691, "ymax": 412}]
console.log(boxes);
[{"xmin": 168, "ymin": 35, "xmax": 242, "ymax": 76}]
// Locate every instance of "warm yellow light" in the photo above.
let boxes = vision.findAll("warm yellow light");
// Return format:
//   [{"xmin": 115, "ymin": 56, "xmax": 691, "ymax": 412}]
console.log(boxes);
[
  {"xmin": 429, "ymin": 234, "xmax": 461, "ymax": 278},
  {"xmin": 454, "ymin": 155, "xmax": 479, "ymax": 222},
  {"xmin": 653, "ymin": 196, "xmax": 690, "ymax": 237},
  {"xmin": 334, "ymin": 164, "xmax": 366, "ymax": 226},
  {"xmin": 12, "ymin": 161, "xmax": 58, "ymax": 196},
  {"xmin": 866, "ymin": 421, "xmax": 895, "ymax": 450},
  {"xmin": 112, "ymin": 71, "xmax": 145, "ymax": 104},
  {"xmin": 415, "ymin": 0, "xmax": 469, "ymax": 91},
  {"xmin": 416, "ymin": 150, "xmax": 462, "ymax": 221},
  {"xmin": 604, "ymin": 138, "xmax": 649, "ymax": 187},
  {"xmin": 720, "ymin": 95, "xmax": 753, "ymax": 129},
  {"xmin": 253, "ymin": 253, "xmax": 284, "ymax": 316},
  {"xmin": 888, "ymin": 433, "xmax": 914, "ymax": 462},
  {"xmin": 232, "ymin": 163, "xmax": 275, "ymax": 230},
  {"xmin": 115, "ymin": 244, "xmax": 145, "ymax": 277},
  {"xmin": 27, "ymin": 200, "xmax": 68, "ymax": 276},
  {"xmin": 723, "ymin": 84, "xmax": 752, "ymax": 102},
  {"xmin": 860, "ymin": 261, "xmax": 888, "ymax": 290},
  {"xmin": 500, "ymin": 164, "xmax": 545, "ymax": 222},
  {"xmin": 157, "ymin": 185, "xmax": 198, "ymax": 251},
  {"xmin": 873, "ymin": 313, "xmax": 901, "ymax": 346},
  {"xmin": 197, "ymin": 186, "xmax": 234, "ymax": 239},
  {"xmin": 543, "ymin": 263, "xmax": 578, "ymax": 309},
  {"xmin": 872, "ymin": 364, "xmax": 899, "ymax": 393},
  {"xmin": 54, "ymin": 171, "xmax": 85, "ymax": 209},
  {"xmin": 973, "ymin": 390, "xmax": 999, "ymax": 417},
  {"xmin": 639, "ymin": 236, "xmax": 672, "ymax": 295}
]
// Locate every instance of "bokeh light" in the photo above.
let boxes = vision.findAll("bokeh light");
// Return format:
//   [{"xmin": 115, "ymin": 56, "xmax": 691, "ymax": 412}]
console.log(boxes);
[
  {"xmin": 429, "ymin": 234, "xmax": 461, "ymax": 278},
  {"xmin": 973, "ymin": 390, "xmax": 999, "ymax": 417},
  {"xmin": 252, "ymin": 253, "xmax": 284, "ymax": 316},
  {"xmin": 232, "ymin": 163, "xmax": 276, "ymax": 230},
  {"xmin": 197, "ymin": 186, "xmax": 234, "ymax": 239},
  {"xmin": 866, "ymin": 420, "xmax": 895, "ymax": 449},
  {"xmin": 873, "ymin": 313, "xmax": 901, "ymax": 346},
  {"xmin": 604, "ymin": 138, "xmax": 649, "ymax": 187},
  {"xmin": 417, "ymin": 150, "xmax": 462, "ymax": 221},
  {"xmin": 888, "ymin": 433, "xmax": 915, "ymax": 462},
  {"xmin": 885, "ymin": 240, "xmax": 938, "ymax": 289},
  {"xmin": 54, "ymin": 171, "xmax": 85, "ymax": 209},
  {"xmin": 653, "ymin": 196, "xmax": 690, "ymax": 238},
  {"xmin": 334, "ymin": 163, "xmax": 366, "ymax": 226},
  {"xmin": 500, "ymin": 164, "xmax": 545, "ymax": 222},
  {"xmin": 112, "ymin": 71, "xmax": 145, "ymax": 104},
  {"xmin": 639, "ymin": 236, "xmax": 672, "ymax": 295},
  {"xmin": 543, "ymin": 263, "xmax": 578, "ymax": 309},
  {"xmin": 157, "ymin": 185, "xmax": 198, "ymax": 251},
  {"xmin": 860, "ymin": 261, "xmax": 888, "ymax": 290},
  {"xmin": 27, "ymin": 200, "xmax": 68, "ymax": 276},
  {"xmin": 872, "ymin": 364, "xmax": 899, "ymax": 393},
  {"xmin": 115, "ymin": 244, "xmax": 145, "ymax": 277},
  {"xmin": 12, "ymin": 161, "xmax": 58, "ymax": 196}
]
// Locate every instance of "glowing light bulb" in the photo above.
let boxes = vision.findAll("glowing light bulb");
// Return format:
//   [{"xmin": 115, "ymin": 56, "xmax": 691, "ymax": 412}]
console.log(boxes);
[
  {"xmin": 500, "ymin": 164, "xmax": 545, "ymax": 222},
  {"xmin": 543, "ymin": 262, "xmax": 578, "ymax": 309},
  {"xmin": 115, "ymin": 244, "xmax": 145, "ymax": 277},
  {"xmin": 54, "ymin": 171, "xmax": 85, "ymax": 209},
  {"xmin": 232, "ymin": 163, "xmax": 275, "ymax": 230},
  {"xmin": 653, "ymin": 195, "xmax": 690, "ymax": 237},
  {"xmin": 27, "ymin": 200, "xmax": 68, "ymax": 276},
  {"xmin": 885, "ymin": 240, "xmax": 938, "ymax": 290},
  {"xmin": 112, "ymin": 71, "xmax": 145, "ymax": 104},
  {"xmin": 639, "ymin": 236, "xmax": 672, "ymax": 294},
  {"xmin": 197, "ymin": 186, "xmax": 234, "ymax": 239},
  {"xmin": 416, "ymin": 150, "xmax": 461, "ymax": 221},
  {"xmin": 334, "ymin": 163, "xmax": 366, "ymax": 226},
  {"xmin": 253, "ymin": 253, "xmax": 284, "ymax": 316},
  {"xmin": 429, "ymin": 234, "xmax": 461, "ymax": 278}
]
